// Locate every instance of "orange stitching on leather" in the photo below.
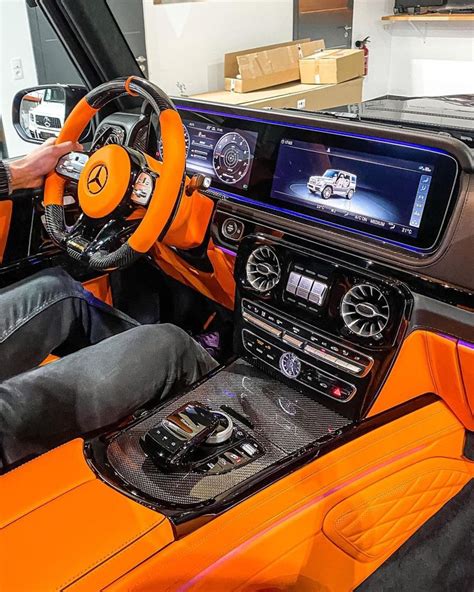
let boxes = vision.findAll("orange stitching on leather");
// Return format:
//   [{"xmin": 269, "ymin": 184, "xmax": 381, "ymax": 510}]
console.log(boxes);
[{"xmin": 125, "ymin": 76, "xmax": 139, "ymax": 96}]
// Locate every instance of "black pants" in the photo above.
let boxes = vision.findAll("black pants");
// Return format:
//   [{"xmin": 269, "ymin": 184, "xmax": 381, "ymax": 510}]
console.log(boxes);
[{"xmin": 0, "ymin": 267, "xmax": 217, "ymax": 467}]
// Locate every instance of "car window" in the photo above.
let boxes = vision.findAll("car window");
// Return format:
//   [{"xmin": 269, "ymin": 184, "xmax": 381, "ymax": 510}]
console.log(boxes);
[{"xmin": 43, "ymin": 88, "xmax": 65, "ymax": 103}]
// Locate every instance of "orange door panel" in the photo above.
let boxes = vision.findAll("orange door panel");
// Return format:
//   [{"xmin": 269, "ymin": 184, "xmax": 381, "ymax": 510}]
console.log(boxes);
[
  {"xmin": 106, "ymin": 401, "xmax": 472, "ymax": 592},
  {"xmin": 0, "ymin": 200, "xmax": 13, "ymax": 263}
]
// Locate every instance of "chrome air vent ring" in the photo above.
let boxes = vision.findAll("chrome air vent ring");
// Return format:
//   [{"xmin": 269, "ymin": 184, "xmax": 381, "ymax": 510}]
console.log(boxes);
[
  {"xmin": 246, "ymin": 246, "xmax": 281, "ymax": 293},
  {"xmin": 341, "ymin": 283, "xmax": 390, "ymax": 338}
]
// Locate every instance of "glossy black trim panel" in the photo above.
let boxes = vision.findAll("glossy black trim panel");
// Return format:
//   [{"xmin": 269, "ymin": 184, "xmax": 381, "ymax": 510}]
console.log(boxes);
[
  {"xmin": 409, "ymin": 293, "xmax": 474, "ymax": 343},
  {"xmin": 211, "ymin": 202, "xmax": 473, "ymax": 309}
]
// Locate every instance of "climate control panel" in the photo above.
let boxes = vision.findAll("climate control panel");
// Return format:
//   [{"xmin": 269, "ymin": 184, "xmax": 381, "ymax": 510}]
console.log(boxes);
[{"xmin": 235, "ymin": 236, "xmax": 412, "ymax": 419}]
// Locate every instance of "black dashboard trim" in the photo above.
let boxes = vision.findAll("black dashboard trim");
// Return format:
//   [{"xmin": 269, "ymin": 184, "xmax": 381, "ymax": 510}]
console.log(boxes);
[{"xmin": 211, "ymin": 203, "xmax": 473, "ymax": 309}]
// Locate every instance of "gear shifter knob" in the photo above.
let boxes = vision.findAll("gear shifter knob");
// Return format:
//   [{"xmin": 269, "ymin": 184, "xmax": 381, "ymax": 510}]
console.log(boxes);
[{"xmin": 140, "ymin": 401, "xmax": 220, "ymax": 471}]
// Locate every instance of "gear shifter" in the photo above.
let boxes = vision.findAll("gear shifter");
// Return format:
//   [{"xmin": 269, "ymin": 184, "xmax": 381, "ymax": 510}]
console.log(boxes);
[{"xmin": 140, "ymin": 401, "xmax": 221, "ymax": 471}]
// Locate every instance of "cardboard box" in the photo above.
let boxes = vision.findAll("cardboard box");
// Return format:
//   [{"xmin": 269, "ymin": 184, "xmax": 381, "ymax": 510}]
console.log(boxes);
[
  {"xmin": 192, "ymin": 77, "xmax": 363, "ymax": 112},
  {"xmin": 224, "ymin": 39, "xmax": 325, "ymax": 93},
  {"xmin": 300, "ymin": 49, "xmax": 364, "ymax": 85}
]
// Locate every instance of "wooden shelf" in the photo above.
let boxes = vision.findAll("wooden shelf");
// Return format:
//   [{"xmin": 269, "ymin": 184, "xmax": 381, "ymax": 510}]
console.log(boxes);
[{"xmin": 382, "ymin": 13, "xmax": 474, "ymax": 22}]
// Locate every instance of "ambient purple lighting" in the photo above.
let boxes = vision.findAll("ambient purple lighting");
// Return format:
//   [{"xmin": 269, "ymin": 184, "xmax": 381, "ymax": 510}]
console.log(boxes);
[
  {"xmin": 217, "ymin": 245, "xmax": 237, "ymax": 258},
  {"xmin": 440, "ymin": 333, "xmax": 458, "ymax": 343},
  {"xmin": 458, "ymin": 339, "xmax": 474, "ymax": 350}
]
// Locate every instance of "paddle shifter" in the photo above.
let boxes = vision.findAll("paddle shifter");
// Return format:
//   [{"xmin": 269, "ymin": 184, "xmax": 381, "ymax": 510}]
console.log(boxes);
[{"xmin": 140, "ymin": 401, "xmax": 263, "ymax": 473}]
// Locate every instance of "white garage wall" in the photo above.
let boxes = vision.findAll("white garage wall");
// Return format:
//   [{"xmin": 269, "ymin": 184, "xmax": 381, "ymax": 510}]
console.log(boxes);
[
  {"xmin": 0, "ymin": 0, "xmax": 38, "ymax": 157},
  {"xmin": 351, "ymin": 0, "xmax": 393, "ymax": 101},
  {"xmin": 352, "ymin": 1, "xmax": 474, "ymax": 100},
  {"xmin": 142, "ymin": 0, "xmax": 294, "ymax": 97},
  {"xmin": 388, "ymin": 22, "xmax": 474, "ymax": 96}
]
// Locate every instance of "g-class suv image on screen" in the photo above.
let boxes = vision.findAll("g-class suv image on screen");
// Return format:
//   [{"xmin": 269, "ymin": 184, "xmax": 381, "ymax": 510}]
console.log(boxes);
[{"xmin": 307, "ymin": 169, "xmax": 357, "ymax": 199}]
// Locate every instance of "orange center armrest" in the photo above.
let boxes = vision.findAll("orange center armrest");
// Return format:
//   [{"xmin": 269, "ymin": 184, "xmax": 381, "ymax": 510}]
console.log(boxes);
[{"xmin": 1, "ymin": 440, "xmax": 174, "ymax": 591}]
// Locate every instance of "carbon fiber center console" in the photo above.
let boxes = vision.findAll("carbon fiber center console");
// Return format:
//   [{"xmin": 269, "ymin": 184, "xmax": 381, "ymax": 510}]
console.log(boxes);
[{"xmin": 91, "ymin": 359, "xmax": 350, "ymax": 516}]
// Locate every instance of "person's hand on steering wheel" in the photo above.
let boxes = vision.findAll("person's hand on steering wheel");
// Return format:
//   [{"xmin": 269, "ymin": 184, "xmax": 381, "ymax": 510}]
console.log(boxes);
[
  {"xmin": 8, "ymin": 138, "xmax": 82, "ymax": 191},
  {"xmin": 43, "ymin": 76, "xmax": 196, "ymax": 272}
]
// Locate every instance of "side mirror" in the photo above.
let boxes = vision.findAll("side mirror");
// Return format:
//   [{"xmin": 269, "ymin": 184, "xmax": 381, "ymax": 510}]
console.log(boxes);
[{"xmin": 12, "ymin": 84, "xmax": 91, "ymax": 144}]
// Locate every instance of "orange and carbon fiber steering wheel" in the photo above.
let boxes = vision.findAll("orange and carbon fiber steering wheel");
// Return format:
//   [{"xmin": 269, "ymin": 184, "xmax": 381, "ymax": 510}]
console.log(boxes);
[{"xmin": 44, "ymin": 76, "xmax": 186, "ymax": 270}]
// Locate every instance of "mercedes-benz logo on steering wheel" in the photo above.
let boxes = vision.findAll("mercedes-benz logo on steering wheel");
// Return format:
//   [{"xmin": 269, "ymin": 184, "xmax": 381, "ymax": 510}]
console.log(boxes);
[{"xmin": 87, "ymin": 164, "xmax": 108, "ymax": 195}]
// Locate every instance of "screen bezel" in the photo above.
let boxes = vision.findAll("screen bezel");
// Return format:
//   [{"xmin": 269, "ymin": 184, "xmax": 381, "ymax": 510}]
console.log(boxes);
[{"xmin": 177, "ymin": 106, "xmax": 460, "ymax": 251}]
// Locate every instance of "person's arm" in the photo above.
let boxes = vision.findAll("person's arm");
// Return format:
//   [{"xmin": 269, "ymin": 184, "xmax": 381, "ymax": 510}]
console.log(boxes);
[{"xmin": 0, "ymin": 138, "xmax": 82, "ymax": 198}]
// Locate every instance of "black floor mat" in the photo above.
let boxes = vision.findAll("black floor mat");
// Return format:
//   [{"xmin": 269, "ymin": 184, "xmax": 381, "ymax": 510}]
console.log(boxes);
[{"xmin": 357, "ymin": 479, "xmax": 474, "ymax": 592}]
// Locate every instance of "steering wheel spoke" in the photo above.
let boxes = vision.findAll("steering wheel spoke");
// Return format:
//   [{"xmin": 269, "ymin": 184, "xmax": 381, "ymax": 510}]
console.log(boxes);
[{"xmin": 64, "ymin": 215, "xmax": 139, "ymax": 262}]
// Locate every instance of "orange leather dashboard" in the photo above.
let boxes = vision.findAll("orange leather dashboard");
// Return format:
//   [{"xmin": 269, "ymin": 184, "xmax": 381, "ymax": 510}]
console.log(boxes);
[{"xmin": 151, "ymin": 240, "xmax": 236, "ymax": 310}]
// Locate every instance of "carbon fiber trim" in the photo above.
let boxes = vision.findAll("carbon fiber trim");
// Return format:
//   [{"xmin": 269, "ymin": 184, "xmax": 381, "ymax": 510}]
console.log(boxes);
[
  {"xmin": 44, "ymin": 204, "xmax": 66, "ymax": 244},
  {"xmin": 105, "ymin": 359, "xmax": 350, "ymax": 507},
  {"xmin": 88, "ymin": 242, "xmax": 140, "ymax": 271},
  {"xmin": 86, "ymin": 77, "xmax": 175, "ymax": 113}
]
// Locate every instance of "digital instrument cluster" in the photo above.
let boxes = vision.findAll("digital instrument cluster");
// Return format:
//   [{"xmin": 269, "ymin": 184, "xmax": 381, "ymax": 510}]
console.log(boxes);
[
  {"xmin": 92, "ymin": 124, "xmax": 126, "ymax": 150},
  {"xmin": 158, "ymin": 119, "xmax": 258, "ymax": 191}
]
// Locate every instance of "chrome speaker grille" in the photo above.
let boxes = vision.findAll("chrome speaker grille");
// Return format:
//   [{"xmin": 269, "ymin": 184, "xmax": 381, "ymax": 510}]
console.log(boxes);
[
  {"xmin": 341, "ymin": 284, "xmax": 390, "ymax": 338},
  {"xmin": 245, "ymin": 246, "xmax": 281, "ymax": 293}
]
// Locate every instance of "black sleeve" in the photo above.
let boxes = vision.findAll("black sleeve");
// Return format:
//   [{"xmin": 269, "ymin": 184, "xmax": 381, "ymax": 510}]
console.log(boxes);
[{"xmin": 0, "ymin": 161, "xmax": 11, "ymax": 199}]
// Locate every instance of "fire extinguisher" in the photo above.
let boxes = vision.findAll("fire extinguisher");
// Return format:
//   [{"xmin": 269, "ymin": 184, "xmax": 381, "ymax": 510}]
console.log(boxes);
[{"xmin": 355, "ymin": 36, "xmax": 370, "ymax": 76}]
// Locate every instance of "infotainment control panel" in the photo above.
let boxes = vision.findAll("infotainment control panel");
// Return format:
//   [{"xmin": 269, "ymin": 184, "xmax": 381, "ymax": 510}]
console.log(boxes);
[
  {"xmin": 234, "ymin": 235, "xmax": 412, "ymax": 419},
  {"xmin": 174, "ymin": 103, "xmax": 460, "ymax": 252}
]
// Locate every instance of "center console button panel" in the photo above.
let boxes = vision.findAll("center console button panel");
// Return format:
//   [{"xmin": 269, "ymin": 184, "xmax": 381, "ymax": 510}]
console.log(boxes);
[
  {"xmin": 236, "ymin": 236, "xmax": 411, "ymax": 419},
  {"xmin": 242, "ymin": 299, "xmax": 373, "ymax": 379},
  {"xmin": 243, "ymin": 329, "xmax": 356, "ymax": 402}
]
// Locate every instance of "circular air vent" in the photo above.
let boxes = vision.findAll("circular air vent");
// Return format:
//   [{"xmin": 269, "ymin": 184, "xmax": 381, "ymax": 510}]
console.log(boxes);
[
  {"xmin": 246, "ymin": 246, "xmax": 281, "ymax": 293},
  {"xmin": 341, "ymin": 283, "xmax": 390, "ymax": 338}
]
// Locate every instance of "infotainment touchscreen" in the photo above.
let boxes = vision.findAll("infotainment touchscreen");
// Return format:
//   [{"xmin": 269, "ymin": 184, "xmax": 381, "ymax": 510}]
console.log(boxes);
[
  {"xmin": 271, "ymin": 138, "xmax": 436, "ymax": 240},
  {"xmin": 158, "ymin": 119, "xmax": 258, "ymax": 191}
]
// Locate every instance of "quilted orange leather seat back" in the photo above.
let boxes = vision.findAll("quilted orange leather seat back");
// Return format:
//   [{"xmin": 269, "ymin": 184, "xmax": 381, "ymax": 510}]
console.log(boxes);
[{"xmin": 323, "ymin": 457, "xmax": 472, "ymax": 562}]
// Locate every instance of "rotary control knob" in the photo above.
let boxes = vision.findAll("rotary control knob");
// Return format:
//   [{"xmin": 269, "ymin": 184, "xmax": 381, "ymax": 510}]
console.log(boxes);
[
  {"xmin": 279, "ymin": 352, "xmax": 302, "ymax": 379},
  {"xmin": 205, "ymin": 410, "xmax": 234, "ymax": 445}
]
